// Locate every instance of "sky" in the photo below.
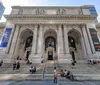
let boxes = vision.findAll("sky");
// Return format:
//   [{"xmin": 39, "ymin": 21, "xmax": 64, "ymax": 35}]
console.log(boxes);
[{"xmin": 0, "ymin": 0, "xmax": 100, "ymax": 22}]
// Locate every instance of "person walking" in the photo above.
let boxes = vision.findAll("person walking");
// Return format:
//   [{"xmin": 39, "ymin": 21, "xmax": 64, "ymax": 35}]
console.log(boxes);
[
  {"xmin": 53, "ymin": 68, "xmax": 58, "ymax": 85},
  {"xmin": 16, "ymin": 62, "xmax": 20, "ymax": 70},
  {"xmin": 13, "ymin": 62, "xmax": 16, "ymax": 71},
  {"xmin": 41, "ymin": 56, "xmax": 44, "ymax": 63},
  {"xmin": 0, "ymin": 60, "xmax": 3, "ymax": 67}
]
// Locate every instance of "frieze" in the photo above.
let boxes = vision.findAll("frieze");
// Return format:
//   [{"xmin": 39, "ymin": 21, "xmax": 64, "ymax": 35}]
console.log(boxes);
[{"xmin": 4, "ymin": 15, "xmax": 96, "ymax": 21}]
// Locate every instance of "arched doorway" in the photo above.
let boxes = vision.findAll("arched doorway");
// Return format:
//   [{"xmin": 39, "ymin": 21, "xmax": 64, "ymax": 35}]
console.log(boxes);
[
  {"xmin": 68, "ymin": 29, "xmax": 83, "ymax": 62},
  {"xmin": 18, "ymin": 29, "xmax": 33, "ymax": 60},
  {"xmin": 44, "ymin": 29, "xmax": 57, "ymax": 60}
]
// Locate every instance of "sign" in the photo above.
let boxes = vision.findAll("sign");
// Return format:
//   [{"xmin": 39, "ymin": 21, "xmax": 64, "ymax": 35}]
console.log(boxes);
[
  {"xmin": 0, "ymin": 28, "xmax": 12, "ymax": 48},
  {"xmin": 89, "ymin": 28, "xmax": 100, "ymax": 51}
]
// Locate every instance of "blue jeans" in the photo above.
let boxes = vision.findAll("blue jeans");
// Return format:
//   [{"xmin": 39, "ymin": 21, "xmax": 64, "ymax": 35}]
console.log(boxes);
[{"xmin": 54, "ymin": 78, "xmax": 57, "ymax": 83}]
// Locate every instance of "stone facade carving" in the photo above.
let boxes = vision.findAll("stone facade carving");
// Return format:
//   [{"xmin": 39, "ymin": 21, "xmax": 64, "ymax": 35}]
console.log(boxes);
[
  {"xmin": 56, "ymin": 8, "xmax": 66, "ymax": 15},
  {"xmin": 36, "ymin": 9, "xmax": 45, "ymax": 15},
  {"xmin": 18, "ymin": 8, "xmax": 23, "ymax": 15}
]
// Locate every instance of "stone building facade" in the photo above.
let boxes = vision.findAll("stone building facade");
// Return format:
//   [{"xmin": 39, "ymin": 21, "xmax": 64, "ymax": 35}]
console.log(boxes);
[{"xmin": 0, "ymin": 6, "xmax": 100, "ymax": 63}]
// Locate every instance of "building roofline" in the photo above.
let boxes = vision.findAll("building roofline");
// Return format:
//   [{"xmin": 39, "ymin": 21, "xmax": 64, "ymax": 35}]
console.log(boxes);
[{"xmin": 11, "ymin": 5, "xmax": 90, "ymax": 9}]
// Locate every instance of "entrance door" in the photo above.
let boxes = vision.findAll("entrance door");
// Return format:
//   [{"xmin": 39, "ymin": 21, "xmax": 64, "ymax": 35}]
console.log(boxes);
[{"xmin": 48, "ymin": 51, "xmax": 53, "ymax": 60}]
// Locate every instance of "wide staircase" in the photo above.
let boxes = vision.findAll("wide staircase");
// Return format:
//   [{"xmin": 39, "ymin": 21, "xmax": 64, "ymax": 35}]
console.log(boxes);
[{"xmin": 0, "ymin": 60, "xmax": 100, "ymax": 81}]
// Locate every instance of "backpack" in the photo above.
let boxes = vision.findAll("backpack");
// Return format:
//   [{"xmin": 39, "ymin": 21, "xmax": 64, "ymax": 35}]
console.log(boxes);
[{"xmin": 54, "ymin": 72, "xmax": 57, "ymax": 78}]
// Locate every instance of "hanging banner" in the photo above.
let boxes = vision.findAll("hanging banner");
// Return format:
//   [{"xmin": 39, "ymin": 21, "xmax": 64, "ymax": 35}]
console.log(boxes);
[
  {"xmin": 89, "ymin": 28, "xmax": 100, "ymax": 51},
  {"xmin": 0, "ymin": 28, "xmax": 12, "ymax": 48}
]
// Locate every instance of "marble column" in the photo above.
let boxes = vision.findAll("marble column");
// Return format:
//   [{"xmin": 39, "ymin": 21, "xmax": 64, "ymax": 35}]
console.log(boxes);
[
  {"xmin": 37, "ymin": 25, "xmax": 43, "ymax": 54},
  {"xmin": 63, "ymin": 25, "xmax": 71, "ymax": 59},
  {"xmin": 30, "ymin": 25, "xmax": 43, "ymax": 63},
  {"xmin": 86, "ymin": 24, "xmax": 95, "ymax": 54},
  {"xmin": 8, "ymin": 25, "xmax": 20, "ymax": 62},
  {"xmin": 81, "ymin": 25, "xmax": 92, "ymax": 59},
  {"xmin": 31, "ymin": 25, "xmax": 38, "ymax": 54},
  {"xmin": 80, "ymin": 27, "xmax": 87, "ymax": 60},
  {"xmin": 9, "ymin": 25, "xmax": 20, "ymax": 55},
  {"xmin": 57, "ymin": 25, "xmax": 64, "ymax": 54},
  {"xmin": 57, "ymin": 25, "xmax": 70, "ymax": 63},
  {"xmin": 63, "ymin": 25, "xmax": 70, "ymax": 54},
  {"xmin": 29, "ymin": 25, "xmax": 38, "ymax": 63},
  {"xmin": 13, "ymin": 34, "xmax": 21, "ymax": 59}
]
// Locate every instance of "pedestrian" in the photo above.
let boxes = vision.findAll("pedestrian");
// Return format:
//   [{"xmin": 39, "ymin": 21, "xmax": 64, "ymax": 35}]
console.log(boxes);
[
  {"xmin": 16, "ymin": 62, "xmax": 20, "ymax": 70},
  {"xmin": 41, "ymin": 56, "xmax": 44, "ymax": 63},
  {"xmin": 71, "ymin": 61, "xmax": 75, "ymax": 69},
  {"xmin": 13, "ymin": 62, "xmax": 16, "ymax": 71},
  {"xmin": 29, "ymin": 66, "xmax": 33, "ymax": 73},
  {"xmin": 53, "ymin": 68, "xmax": 58, "ymax": 85},
  {"xmin": 0, "ymin": 60, "xmax": 3, "ymax": 67},
  {"xmin": 64, "ymin": 70, "xmax": 67, "ymax": 76},
  {"xmin": 60, "ymin": 69, "xmax": 65, "ymax": 77},
  {"xmin": 53, "ymin": 71, "xmax": 57, "ymax": 84}
]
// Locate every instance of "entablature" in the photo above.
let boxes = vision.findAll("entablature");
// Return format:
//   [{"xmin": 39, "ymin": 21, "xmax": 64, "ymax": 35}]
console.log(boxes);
[{"xmin": 4, "ymin": 14, "xmax": 96, "ymax": 21}]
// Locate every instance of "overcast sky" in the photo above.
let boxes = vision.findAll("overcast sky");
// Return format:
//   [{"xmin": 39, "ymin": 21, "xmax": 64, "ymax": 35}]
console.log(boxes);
[{"xmin": 1, "ymin": 0, "xmax": 100, "ymax": 22}]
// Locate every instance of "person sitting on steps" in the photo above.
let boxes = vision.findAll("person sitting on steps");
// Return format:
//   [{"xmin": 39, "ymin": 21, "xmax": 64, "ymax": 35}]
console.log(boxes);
[
  {"xmin": 65, "ymin": 71, "xmax": 75, "ymax": 81},
  {"xmin": 29, "ymin": 66, "xmax": 36, "ymax": 74},
  {"xmin": 60, "ymin": 69, "xmax": 65, "ymax": 77}
]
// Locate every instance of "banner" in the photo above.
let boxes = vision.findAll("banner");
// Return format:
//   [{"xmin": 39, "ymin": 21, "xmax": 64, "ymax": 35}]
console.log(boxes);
[
  {"xmin": 0, "ymin": 28, "xmax": 12, "ymax": 48},
  {"xmin": 89, "ymin": 28, "xmax": 100, "ymax": 51}
]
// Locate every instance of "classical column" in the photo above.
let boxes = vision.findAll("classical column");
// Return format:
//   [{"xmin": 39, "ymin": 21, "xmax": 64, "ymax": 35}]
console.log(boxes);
[
  {"xmin": 30, "ymin": 25, "xmax": 43, "ymax": 63},
  {"xmin": 80, "ymin": 27, "xmax": 87, "ymax": 60},
  {"xmin": 86, "ymin": 24, "xmax": 96, "ymax": 54},
  {"xmin": 81, "ymin": 25, "xmax": 92, "ymax": 58},
  {"xmin": 57, "ymin": 25, "xmax": 71, "ymax": 63},
  {"xmin": 63, "ymin": 25, "xmax": 71, "ymax": 59},
  {"xmin": 63, "ymin": 25, "xmax": 70, "ymax": 54},
  {"xmin": 37, "ymin": 25, "xmax": 43, "ymax": 55},
  {"xmin": 57, "ymin": 25, "xmax": 64, "ymax": 54},
  {"xmin": 13, "ymin": 34, "xmax": 21, "ymax": 59},
  {"xmin": 9, "ymin": 25, "xmax": 20, "ymax": 54},
  {"xmin": 31, "ymin": 25, "xmax": 38, "ymax": 54}
]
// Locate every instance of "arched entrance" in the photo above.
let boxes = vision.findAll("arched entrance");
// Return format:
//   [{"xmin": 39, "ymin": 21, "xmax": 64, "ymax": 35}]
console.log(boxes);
[
  {"xmin": 18, "ymin": 29, "xmax": 33, "ymax": 60},
  {"xmin": 44, "ymin": 29, "xmax": 57, "ymax": 60},
  {"xmin": 68, "ymin": 29, "xmax": 83, "ymax": 62}
]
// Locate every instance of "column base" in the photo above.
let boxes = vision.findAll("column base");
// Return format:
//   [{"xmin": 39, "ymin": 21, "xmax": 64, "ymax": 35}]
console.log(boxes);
[
  {"xmin": 88, "ymin": 52, "xmax": 100, "ymax": 61},
  {"xmin": 0, "ymin": 53, "xmax": 13, "ymax": 63},
  {"xmin": 29, "ymin": 53, "xmax": 42, "ymax": 63},
  {"xmin": 58, "ymin": 53, "xmax": 72, "ymax": 63}
]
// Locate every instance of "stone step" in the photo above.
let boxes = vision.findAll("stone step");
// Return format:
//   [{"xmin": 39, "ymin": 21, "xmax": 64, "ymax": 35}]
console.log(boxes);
[{"xmin": 0, "ymin": 74, "xmax": 100, "ymax": 81}]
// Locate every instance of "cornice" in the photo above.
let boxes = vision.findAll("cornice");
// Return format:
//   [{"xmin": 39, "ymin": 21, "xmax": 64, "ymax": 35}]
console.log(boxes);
[{"xmin": 4, "ymin": 14, "xmax": 96, "ymax": 21}]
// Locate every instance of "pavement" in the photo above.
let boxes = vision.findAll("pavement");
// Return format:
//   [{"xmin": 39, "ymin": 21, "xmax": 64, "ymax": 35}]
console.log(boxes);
[{"xmin": 1, "ymin": 80, "xmax": 100, "ymax": 85}]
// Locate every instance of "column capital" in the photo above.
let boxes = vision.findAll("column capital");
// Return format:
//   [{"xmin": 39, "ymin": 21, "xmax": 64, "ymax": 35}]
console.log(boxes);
[
  {"xmin": 57, "ymin": 24, "xmax": 62, "ymax": 28},
  {"xmin": 79, "ymin": 24, "xmax": 86, "ymax": 28},
  {"xmin": 34, "ymin": 24, "xmax": 38, "ymax": 28},
  {"xmin": 39, "ymin": 24, "xmax": 44, "ymax": 28}
]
